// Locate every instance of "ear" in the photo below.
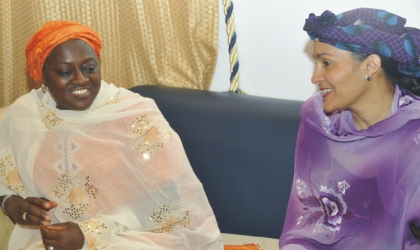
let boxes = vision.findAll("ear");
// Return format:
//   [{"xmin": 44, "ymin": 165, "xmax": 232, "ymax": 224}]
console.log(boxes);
[{"xmin": 365, "ymin": 54, "xmax": 381, "ymax": 76}]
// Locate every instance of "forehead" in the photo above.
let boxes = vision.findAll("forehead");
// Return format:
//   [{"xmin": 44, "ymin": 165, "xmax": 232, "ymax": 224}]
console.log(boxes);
[
  {"xmin": 312, "ymin": 42, "xmax": 352, "ymax": 59},
  {"xmin": 46, "ymin": 39, "xmax": 97, "ymax": 63}
]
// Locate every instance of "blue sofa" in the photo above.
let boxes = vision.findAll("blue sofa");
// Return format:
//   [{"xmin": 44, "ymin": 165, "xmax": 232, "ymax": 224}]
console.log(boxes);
[{"xmin": 130, "ymin": 85, "xmax": 304, "ymax": 240}]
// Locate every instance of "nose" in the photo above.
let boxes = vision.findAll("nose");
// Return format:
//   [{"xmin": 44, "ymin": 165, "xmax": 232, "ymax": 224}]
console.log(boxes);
[
  {"xmin": 72, "ymin": 69, "xmax": 88, "ymax": 85},
  {"xmin": 311, "ymin": 66, "xmax": 324, "ymax": 85}
]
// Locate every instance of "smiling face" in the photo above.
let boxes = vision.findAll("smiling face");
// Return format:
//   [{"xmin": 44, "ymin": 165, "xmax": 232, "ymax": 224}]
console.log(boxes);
[
  {"xmin": 311, "ymin": 42, "xmax": 371, "ymax": 114},
  {"xmin": 42, "ymin": 39, "xmax": 101, "ymax": 110}
]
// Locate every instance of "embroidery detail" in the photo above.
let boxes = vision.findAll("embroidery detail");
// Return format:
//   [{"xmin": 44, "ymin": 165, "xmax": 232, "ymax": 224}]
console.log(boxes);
[
  {"xmin": 413, "ymin": 134, "xmax": 420, "ymax": 144},
  {"xmin": 0, "ymin": 155, "xmax": 24, "ymax": 194},
  {"xmin": 296, "ymin": 179, "xmax": 307, "ymax": 195},
  {"xmin": 147, "ymin": 201, "xmax": 191, "ymax": 233},
  {"xmin": 337, "ymin": 180, "xmax": 350, "ymax": 194},
  {"xmin": 129, "ymin": 115, "xmax": 173, "ymax": 159},
  {"xmin": 53, "ymin": 137, "xmax": 81, "ymax": 173},
  {"xmin": 97, "ymin": 90, "xmax": 121, "ymax": 109},
  {"xmin": 296, "ymin": 180, "xmax": 361, "ymax": 233},
  {"xmin": 52, "ymin": 173, "xmax": 99, "ymax": 219},
  {"xmin": 79, "ymin": 219, "xmax": 108, "ymax": 250},
  {"xmin": 43, "ymin": 111, "xmax": 63, "ymax": 129}
]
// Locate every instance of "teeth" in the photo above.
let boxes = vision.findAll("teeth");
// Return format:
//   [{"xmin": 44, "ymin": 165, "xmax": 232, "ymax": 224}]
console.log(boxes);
[
  {"xmin": 72, "ymin": 89, "xmax": 88, "ymax": 95},
  {"xmin": 322, "ymin": 89, "xmax": 332, "ymax": 95}
]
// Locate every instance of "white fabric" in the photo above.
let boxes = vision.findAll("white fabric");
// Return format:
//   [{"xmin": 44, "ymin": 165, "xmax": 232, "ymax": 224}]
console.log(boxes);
[{"xmin": 0, "ymin": 81, "xmax": 222, "ymax": 249}]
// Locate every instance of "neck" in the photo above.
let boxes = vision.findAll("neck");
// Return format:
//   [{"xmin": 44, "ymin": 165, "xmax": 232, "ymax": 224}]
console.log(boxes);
[{"xmin": 352, "ymin": 85, "xmax": 394, "ymax": 130}]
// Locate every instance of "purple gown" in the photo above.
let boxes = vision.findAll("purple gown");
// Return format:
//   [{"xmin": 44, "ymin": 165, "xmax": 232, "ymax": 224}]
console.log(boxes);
[{"xmin": 280, "ymin": 86, "xmax": 420, "ymax": 249}]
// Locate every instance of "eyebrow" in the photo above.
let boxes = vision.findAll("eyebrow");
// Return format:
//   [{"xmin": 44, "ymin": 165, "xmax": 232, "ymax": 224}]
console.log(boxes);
[
  {"xmin": 57, "ymin": 58, "xmax": 97, "ymax": 65},
  {"xmin": 313, "ymin": 53, "xmax": 334, "ymax": 59}
]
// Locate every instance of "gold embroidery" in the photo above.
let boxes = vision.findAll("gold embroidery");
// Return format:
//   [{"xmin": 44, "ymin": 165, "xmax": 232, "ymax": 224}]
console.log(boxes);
[
  {"xmin": 97, "ymin": 90, "xmax": 121, "ymax": 109},
  {"xmin": 68, "ymin": 186, "xmax": 85, "ymax": 204},
  {"xmin": 129, "ymin": 116, "xmax": 173, "ymax": 159},
  {"xmin": 147, "ymin": 201, "xmax": 191, "ymax": 233},
  {"xmin": 43, "ymin": 111, "xmax": 63, "ymax": 129},
  {"xmin": 0, "ymin": 155, "xmax": 13, "ymax": 177},
  {"xmin": 143, "ymin": 126, "xmax": 160, "ymax": 143},
  {"xmin": 129, "ymin": 115, "xmax": 150, "ymax": 136},
  {"xmin": 52, "ymin": 173, "xmax": 99, "ymax": 219},
  {"xmin": 0, "ymin": 155, "xmax": 24, "ymax": 194},
  {"xmin": 79, "ymin": 219, "xmax": 108, "ymax": 250}
]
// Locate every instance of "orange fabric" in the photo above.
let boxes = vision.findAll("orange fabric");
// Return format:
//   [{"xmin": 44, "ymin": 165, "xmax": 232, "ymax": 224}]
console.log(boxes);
[
  {"xmin": 224, "ymin": 244, "xmax": 261, "ymax": 250},
  {"xmin": 25, "ymin": 21, "xmax": 102, "ymax": 82}
]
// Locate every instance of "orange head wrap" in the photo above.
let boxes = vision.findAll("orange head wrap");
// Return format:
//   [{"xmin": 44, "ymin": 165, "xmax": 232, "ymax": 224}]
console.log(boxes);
[{"xmin": 25, "ymin": 21, "xmax": 102, "ymax": 82}]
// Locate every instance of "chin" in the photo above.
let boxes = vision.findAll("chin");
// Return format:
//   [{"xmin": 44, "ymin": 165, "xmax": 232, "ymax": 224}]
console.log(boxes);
[{"xmin": 323, "ymin": 104, "xmax": 339, "ymax": 115}]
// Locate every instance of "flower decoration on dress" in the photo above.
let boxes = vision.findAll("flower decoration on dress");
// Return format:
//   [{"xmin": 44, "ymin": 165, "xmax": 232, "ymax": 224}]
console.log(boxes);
[
  {"xmin": 296, "ymin": 179, "xmax": 307, "ymax": 195},
  {"xmin": 296, "ymin": 179, "xmax": 359, "ymax": 233},
  {"xmin": 0, "ymin": 155, "xmax": 24, "ymax": 194},
  {"xmin": 147, "ymin": 201, "xmax": 191, "ymax": 233},
  {"xmin": 318, "ymin": 186, "xmax": 347, "ymax": 232},
  {"xmin": 79, "ymin": 219, "xmax": 109, "ymax": 250},
  {"xmin": 337, "ymin": 180, "xmax": 350, "ymax": 194},
  {"xmin": 42, "ymin": 111, "xmax": 63, "ymax": 129},
  {"xmin": 52, "ymin": 173, "xmax": 99, "ymax": 219},
  {"xmin": 129, "ymin": 115, "xmax": 173, "ymax": 159}
]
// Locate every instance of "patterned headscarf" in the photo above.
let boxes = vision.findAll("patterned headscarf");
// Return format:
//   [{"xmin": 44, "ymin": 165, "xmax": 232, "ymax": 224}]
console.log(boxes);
[
  {"xmin": 25, "ymin": 21, "xmax": 102, "ymax": 82},
  {"xmin": 303, "ymin": 8, "xmax": 420, "ymax": 78}
]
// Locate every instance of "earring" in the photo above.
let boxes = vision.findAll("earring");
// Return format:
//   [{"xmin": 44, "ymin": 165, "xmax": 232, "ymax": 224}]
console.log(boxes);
[
  {"xmin": 365, "ymin": 75, "xmax": 371, "ymax": 81},
  {"xmin": 42, "ymin": 84, "xmax": 48, "ymax": 93}
]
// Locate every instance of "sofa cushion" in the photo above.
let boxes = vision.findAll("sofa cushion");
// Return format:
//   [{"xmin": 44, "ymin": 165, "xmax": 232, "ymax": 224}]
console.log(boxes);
[{"xmin": 130, "ymin": 86, "xmax": 303, "ymax": 238}]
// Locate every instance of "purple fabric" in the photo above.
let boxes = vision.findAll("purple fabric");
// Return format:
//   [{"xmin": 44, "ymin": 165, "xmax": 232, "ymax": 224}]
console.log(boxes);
[
  {"xmin": 303, "ymin": 8, "xmax": 420, "ymax": 78},
  {"xmin": 279, "ymin": 86, "xmax": 420, "ymax": 249}
]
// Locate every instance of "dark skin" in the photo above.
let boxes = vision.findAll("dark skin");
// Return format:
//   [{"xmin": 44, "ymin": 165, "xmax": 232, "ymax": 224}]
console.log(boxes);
[{"xmin": 2, "ymin": 39, "xmax": 102, "ymax": 250}]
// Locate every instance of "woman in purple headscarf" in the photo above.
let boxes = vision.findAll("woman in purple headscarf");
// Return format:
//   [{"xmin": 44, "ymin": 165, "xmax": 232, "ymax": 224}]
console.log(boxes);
[{"xmin": 280, "ymin": 8, "xmax": 420, "ymax": 250}]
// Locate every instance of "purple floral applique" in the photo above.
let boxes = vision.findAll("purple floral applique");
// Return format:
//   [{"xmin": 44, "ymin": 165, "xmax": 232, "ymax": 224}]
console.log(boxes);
[
  {"xmin": 296, "ymin": 178, "xmax": 307, "ymax": 195},
  {"xmin": 296, "ymin": 179, "xmax": 357, "ymax": 233},
  {"xmin": 337, "ymin": 180, "xmax": 350, "ymax": 194}
]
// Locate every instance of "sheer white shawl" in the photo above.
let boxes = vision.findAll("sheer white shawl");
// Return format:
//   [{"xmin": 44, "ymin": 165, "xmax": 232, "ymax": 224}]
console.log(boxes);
[{"xmin": 0, "ymin": 81, "xmax": 222, "ymax": 249}]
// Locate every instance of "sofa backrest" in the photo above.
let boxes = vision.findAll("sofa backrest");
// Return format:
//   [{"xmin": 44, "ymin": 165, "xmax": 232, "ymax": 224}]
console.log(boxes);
[{"xmin": 130, "ymin": 85, "xmax": 303, "ymax": 239}]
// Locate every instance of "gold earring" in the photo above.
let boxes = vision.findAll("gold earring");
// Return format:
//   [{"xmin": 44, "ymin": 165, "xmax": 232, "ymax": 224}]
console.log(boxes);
[{"xmin": 42, "ymin": 84, "xmax": 48, "ymax": 93}]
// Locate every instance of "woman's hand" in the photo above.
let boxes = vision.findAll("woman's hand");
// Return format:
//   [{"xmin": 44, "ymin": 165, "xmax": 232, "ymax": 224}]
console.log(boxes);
[
  {"xmin": 41, "ymin": 222, "xmax": 85, "ymax": 250},
  {"xmin": 4, "ymin": 196, "xmax": 57, "ymax": 226}
]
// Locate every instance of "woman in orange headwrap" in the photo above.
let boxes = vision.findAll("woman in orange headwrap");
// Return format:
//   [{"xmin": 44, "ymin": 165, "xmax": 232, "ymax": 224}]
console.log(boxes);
[{"xmin": 0, "ymin": 21, "xmax": 222, "ymax": 250}]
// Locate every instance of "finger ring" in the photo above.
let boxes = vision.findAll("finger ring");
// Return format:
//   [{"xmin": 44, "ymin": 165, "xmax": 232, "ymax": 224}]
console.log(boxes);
[
  {"xmin": 22, "ymin": 212, "xmax": 28, "ymax": 221},
  {"xmin": 48, "ymin": 246, "xmax": 54, "ymax": 250}
]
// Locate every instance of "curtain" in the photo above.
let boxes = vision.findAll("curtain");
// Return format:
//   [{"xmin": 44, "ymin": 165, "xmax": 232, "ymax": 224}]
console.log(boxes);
[{"xmin": 0, "ymin": 0, "xmax": 219, "ymax": 107}]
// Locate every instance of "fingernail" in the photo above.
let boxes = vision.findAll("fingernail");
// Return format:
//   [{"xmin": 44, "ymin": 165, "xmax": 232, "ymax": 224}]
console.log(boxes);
[{"xmin": 44, "ymin": 215, "xmax": 50, "ymax": 221}]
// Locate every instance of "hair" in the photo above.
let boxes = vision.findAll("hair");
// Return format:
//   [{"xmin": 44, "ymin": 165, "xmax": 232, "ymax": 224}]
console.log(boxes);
[{"xmin": 351, "ymin": 52, "xmax": 420, "ymax": 96}]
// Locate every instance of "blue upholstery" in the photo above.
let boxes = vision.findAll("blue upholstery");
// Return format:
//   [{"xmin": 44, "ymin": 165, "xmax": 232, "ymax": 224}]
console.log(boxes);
[{"xmin": 130, "ymin": 86, "xmax": 303, "ymax": 239}]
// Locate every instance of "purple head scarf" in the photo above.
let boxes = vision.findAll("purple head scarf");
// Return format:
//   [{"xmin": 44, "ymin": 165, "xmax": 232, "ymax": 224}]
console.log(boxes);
[{"xmin": 303, "ymin": 8, "xmax": 420, "ymax": 78}]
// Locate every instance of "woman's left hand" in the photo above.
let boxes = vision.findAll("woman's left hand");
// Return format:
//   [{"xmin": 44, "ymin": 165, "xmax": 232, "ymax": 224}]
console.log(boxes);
[{"xmin": 40, "ymin": 222, "xmax": 85, "ymax": 250}]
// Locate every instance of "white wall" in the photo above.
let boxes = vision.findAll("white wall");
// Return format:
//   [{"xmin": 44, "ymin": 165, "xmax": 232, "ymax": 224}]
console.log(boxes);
[{"xmin": 211, "ymin": 1, "xmax": 420, "ymax": 101}]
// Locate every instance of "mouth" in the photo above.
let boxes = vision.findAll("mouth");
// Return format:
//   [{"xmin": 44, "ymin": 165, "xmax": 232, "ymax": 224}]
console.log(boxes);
[
  {"xmin": 321, "ymin": 88, "xmax": 332, "ymax": 96},
  {"xmin": 71, "ymin": 88, "xmax": 89, "ymax": 96}
]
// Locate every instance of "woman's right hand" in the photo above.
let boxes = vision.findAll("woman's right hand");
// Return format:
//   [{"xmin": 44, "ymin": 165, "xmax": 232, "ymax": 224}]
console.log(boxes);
[{"xmin": 4, "ymin": 195, "xmax": 57, "ymax": 227}]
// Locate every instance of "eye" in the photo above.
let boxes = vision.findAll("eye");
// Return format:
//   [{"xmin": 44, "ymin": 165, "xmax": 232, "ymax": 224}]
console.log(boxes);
[
  {"xmin": 58, "ymin": 70, "xmax": 72, "ymax": 77},
  {"xmin": 323, "ymin": 61, "xmax": 332, "ymax": 67},
  {"xmin": 83, "ymin": 65, "xmax": 97, "ymax": 73}
]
